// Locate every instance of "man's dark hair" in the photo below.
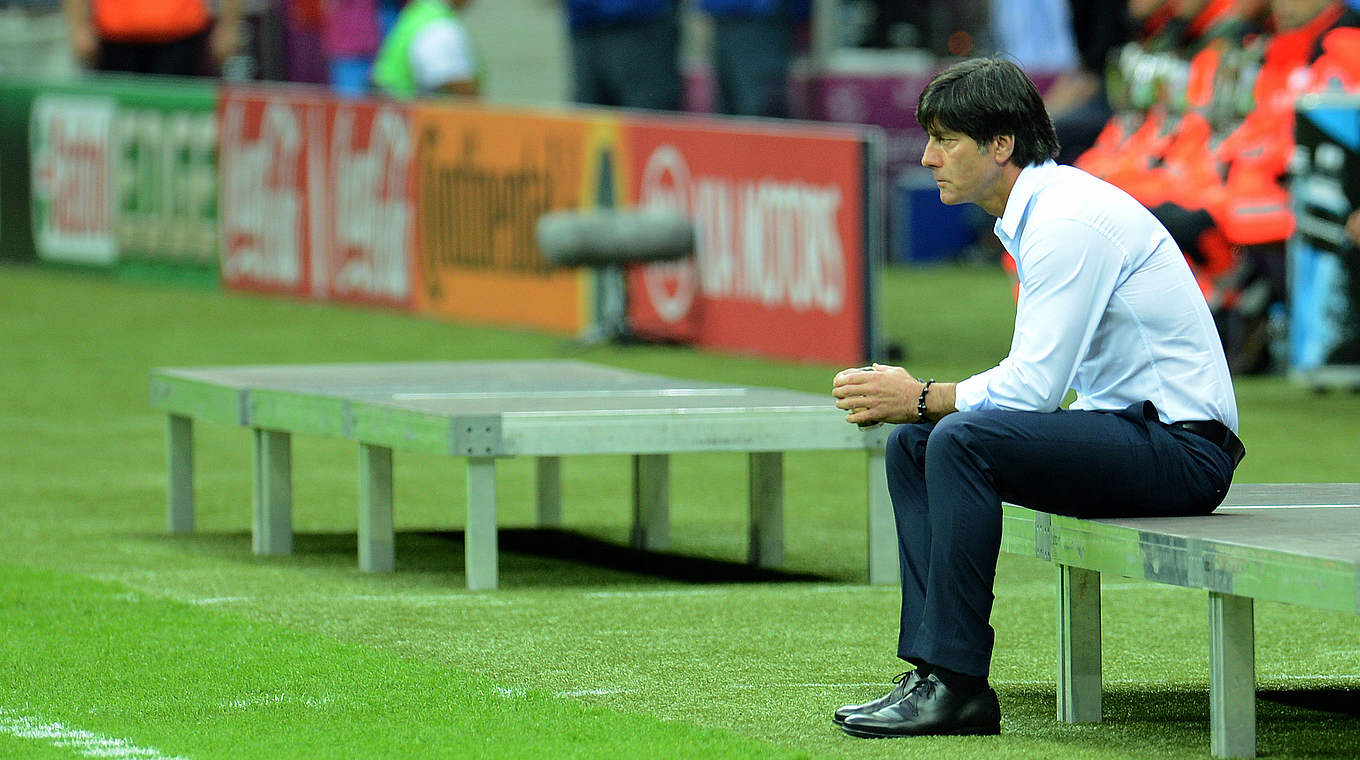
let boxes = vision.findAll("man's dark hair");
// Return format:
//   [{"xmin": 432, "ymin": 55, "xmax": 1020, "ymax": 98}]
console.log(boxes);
[{"xmin": 915, "ymin": 58, "xmax": 1060, "ymax": 168}]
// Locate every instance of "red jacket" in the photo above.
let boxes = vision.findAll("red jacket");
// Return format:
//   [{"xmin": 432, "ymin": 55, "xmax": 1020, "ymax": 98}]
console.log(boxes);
[{"xmin": 94, "ymin": 0, "xmax": 212, "ymax": 44}]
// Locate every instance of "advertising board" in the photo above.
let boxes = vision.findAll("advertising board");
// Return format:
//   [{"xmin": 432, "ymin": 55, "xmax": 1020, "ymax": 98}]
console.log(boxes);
[
  {"xmin": 9, "ymin": 75, "xmax": 219, "ymax": 280},
  {"xmin": 409, "ymin": 105, "xmax": 604, "ymax": 334},
  {"xmin": 624, "ymin": 117, "xmax": 880, "ymax": 364}
]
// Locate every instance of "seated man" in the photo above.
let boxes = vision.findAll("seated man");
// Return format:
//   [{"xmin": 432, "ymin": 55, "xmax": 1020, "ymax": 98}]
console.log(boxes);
[{"xmin": 830, "ymin": 58, "xmax": 1243, "ymax": 738}]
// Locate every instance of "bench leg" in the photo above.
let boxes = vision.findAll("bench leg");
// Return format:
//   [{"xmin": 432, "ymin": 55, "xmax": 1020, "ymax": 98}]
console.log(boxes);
[
  {"xmin": 1057, "ymin": 564, "xmax": 1102, "ymax": 723},
  {"xmin": 1209, "ymin": 592, "xmax": 1256, "ymax": 759},
  {"xmin": 536, "ymin": 456, "xmax": 562, "ymax": 527},
  {"xmin": 358, "ymin": 443, "xmax": 394, "ymax": 573},
  {"xmin": 748, "ymin": 452, "xmax": 783, "ymax": 568},
  {"xmin": 167, "ymin": 414, "xmax": 194, "ymax": 534},
  {"xmin": 866, "ymin": 448, "xmax": 896, "ymax": 585},
  {"xmin": 251, "ymin": 429, "xmax": 292, "ymax": 556},
  {"xmin": 466, "ymin": 456, "xmax": 498, "ymax": 590},
  {"xmin": 630, "ymin": 454, "xmax": 670, "ymax": 551}
]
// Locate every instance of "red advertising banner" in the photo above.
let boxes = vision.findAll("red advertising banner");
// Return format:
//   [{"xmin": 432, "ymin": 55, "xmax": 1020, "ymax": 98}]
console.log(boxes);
[
  {"xmin": 623, "ymin": 118, "xmax": 873, "ymax": 364},
  {"xmin": 218, "ymin": 88, "xmax": 321, "ymax": 298},
  {"xmin": 213, "ymin": 83, "xmax": 876, "ymax": 359},
  {"xmin": 219, "ymin": 88, "xmax": 417, "ymax": 308},
  {"xmin": 317, "ymin": 101, "xmax": 416, "ymax": 308}
]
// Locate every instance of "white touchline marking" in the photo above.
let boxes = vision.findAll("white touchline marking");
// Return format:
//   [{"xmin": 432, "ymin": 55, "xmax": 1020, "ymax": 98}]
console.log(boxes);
[
  {"xmin": 556, "ymin": 689, "xmax": 632, "ymax": 698},
  {"xmin": 0, "ymin": 708, "xmax": 187, "ymax": 760},
  {"xmin": 189, "ymin": 597, "xmax": 249, "ymax": 605},
  {"xmin": 219, "ymin": 694, "xmax": 335, "ymax": 710}
]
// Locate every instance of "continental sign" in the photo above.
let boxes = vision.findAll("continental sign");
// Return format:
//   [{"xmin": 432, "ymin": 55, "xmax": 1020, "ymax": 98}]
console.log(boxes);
[
  {"xmin": 20, "ymin": 78, "xmax": 219, "ymax": 274},
  {"xmin": 409, "ymin": 105, "xmax": 604, "ymax": 334}
]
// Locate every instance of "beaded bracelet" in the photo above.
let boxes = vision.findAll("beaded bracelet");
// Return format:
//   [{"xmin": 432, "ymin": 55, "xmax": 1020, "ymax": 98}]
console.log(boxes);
[{"xmin": 916, "ymin": 379, "xmax": 935, "ymax": 423}]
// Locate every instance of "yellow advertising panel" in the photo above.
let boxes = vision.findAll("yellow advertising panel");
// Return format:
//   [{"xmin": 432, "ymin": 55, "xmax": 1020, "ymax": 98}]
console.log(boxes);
[{"xmin": 410, "ymin": 103, "xmax": 621, "ymax": 334}]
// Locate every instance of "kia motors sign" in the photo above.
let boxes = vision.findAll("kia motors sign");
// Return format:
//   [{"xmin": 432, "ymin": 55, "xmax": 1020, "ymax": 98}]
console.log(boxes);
[{"xmin": 625, "ymin": 118, "xmax": 881, "ymax": 364}]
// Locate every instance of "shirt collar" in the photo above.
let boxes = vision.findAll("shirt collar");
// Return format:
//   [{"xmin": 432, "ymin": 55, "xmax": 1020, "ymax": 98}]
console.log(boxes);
[{"xmin": 995, "ymin": 160, "xmax": 1058, "ymax": 239}]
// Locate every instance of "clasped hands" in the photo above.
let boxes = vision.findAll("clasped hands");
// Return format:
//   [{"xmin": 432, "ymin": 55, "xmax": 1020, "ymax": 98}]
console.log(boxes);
[{"xmin": 832, "ymin": 363, "xmax": 927, "ymax": 426}]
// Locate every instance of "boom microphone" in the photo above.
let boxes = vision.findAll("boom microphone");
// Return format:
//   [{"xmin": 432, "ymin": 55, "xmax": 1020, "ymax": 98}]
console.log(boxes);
[{"xmin": 535, "ymin": 208, "xmax": 695, "ymax": 267}]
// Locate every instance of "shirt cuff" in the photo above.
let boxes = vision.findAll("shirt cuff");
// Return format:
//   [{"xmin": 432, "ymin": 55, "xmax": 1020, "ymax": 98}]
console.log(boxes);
[{"xmin": 952, "ymin": 371, "xmax": 993, "ymax": 412}]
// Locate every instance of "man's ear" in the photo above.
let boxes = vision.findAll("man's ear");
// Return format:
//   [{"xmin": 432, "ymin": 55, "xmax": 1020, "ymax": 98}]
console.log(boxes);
[{"xmin": 992, "ymin": 134, "xmax": 1015, "ymax": 164}]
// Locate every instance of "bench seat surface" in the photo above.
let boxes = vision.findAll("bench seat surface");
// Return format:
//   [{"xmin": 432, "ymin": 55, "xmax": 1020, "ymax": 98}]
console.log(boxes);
[{"xmin": 1003, "ymin": 483, "xmax": 1360, "ymax": 614}]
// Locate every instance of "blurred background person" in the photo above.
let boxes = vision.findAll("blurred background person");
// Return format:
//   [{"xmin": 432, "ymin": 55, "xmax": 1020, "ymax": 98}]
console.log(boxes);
[
  {"xmin": 62, "ymin": 0, "xmax": 242, "ymax": 76},
  {"xmin": 323, "ymin": 0, "xmax": 383, "ymax": 97},
  {"xmin": 699, "ymin": 0, "xmax": 810, "ymax": 118},
  {"xmin": 989, "ymin": 0, "xmax": 1082, "ymax": 74},
  {"xmin": 0, "ymin": 0, "xmax": 77, "ymax": 78},
  {"xmin": 1046, "ymin": 0, "xmax": 1133, "ymax": 165},
  {"xmin": 564, "ymin": 0, "xmax": 682, "ymax": 110},
  {"xmin": 372, "ymin": 0, "xmax": 480, "ymax": 98}
]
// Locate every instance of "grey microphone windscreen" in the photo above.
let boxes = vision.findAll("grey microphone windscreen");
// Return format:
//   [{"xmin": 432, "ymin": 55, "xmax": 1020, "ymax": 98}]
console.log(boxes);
[{"xmin": 536, "ymin": 208, "xmax": 694, "ymax": 267}]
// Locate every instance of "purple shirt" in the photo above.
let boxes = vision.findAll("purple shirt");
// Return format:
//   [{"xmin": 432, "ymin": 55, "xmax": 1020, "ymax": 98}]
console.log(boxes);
[{"xmin": 323, "ymin": 0, "xmax": 381, "ymax": 58}]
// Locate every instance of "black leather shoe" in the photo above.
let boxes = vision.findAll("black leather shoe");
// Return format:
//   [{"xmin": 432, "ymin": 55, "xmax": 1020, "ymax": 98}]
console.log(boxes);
[
  {"xmin": 840, "ymin": 673, "xmax": 1000, "ymax": 737},
  {"xmin": 832, "ymin": 670, "xmax": 923, "ymax": 727}
]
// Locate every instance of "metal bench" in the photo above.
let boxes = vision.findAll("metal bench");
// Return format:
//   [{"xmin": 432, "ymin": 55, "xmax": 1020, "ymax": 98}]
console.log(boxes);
[
  {"xmin": 1001, "ymin": 482, "xmax": 1360, "ymax": 758},
  {"xmin": 149, "ymin": 360, "xmax": 896, "ymax": 590}
]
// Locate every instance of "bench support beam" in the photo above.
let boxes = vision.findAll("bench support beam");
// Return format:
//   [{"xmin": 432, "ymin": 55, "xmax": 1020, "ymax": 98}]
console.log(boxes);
[
  {"xmin": 359, "ymin": 443, "xmax": 395, "ymax": 572},
  {"xmin": 1057, "ymin": 564, "xmax": 1102, "ymax": 723},
  {"xmin": 866, "ymin": 449, "xmax": 896, "ymax": 584},
  {"xmin": 536, "ymin": 456, "xmax": 562, "ymax": 527},
  {"xmin": 631, "ymin": 454, "xmax": 670, "ymax": 551},
  {"xmin": 167, "ymin": 414, "xmax": 194, "ymax": 533},
  {"xmin": 1209, "ymin": 592, "xmax": 1256, "ymax": 759},
  {"xmin": 465, "ymin": 457, "xmax": 498, "ymax": 590},
  {"xmin": 252, "ymin": 429, "xmax": 292, "ymax": 556},
  {"xmin": 748, "ymin": 452, "xmax": 783, "ymax": 567}
]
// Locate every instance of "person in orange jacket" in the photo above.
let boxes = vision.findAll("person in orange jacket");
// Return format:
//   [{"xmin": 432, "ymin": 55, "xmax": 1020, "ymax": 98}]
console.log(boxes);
[
  {"xmin": 1151, "ymin": 0, "xmax": 1359, "ymax": 274},
  {"xmin": 63, "ymin": 0, "xmax": 242, "ymax": 76}
]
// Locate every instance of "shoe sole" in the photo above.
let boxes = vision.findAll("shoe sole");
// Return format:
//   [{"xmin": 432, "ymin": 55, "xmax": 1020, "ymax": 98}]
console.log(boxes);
[{"xmin": 839, "ymin": 723, "xmax": 1001, "ymax": 739}]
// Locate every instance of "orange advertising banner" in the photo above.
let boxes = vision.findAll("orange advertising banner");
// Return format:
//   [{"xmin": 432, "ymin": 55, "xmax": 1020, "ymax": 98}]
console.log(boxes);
[{"xmin": 409, "ymin": 104, "xmax": 618, "ymax": 334}]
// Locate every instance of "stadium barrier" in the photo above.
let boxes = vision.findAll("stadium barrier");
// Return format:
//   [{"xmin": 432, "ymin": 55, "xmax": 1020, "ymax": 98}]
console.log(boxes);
[
  {"xmin": 1, "ymin": 73, "xmax": 885, "ymax": 365},
  {"xmin": 0, "ymin": 74, "xmax": 218, "ymax": 286}
]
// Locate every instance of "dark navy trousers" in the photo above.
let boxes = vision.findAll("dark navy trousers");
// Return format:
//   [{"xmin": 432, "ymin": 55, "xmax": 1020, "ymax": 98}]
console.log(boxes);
[{"xmin": 885, "ymin": 401, "xmax": 1236, "ymax": 677}]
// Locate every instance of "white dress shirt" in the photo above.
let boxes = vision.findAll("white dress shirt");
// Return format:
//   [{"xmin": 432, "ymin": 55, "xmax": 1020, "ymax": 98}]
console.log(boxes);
[{"xmin": 953, "ymin": 162, "xmax": 1239, "ymax": 432}]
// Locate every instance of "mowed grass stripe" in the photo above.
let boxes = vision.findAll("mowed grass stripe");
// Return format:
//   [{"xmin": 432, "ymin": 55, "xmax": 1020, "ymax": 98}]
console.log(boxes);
[{"xmin": 0, "ymin": 563, "xmax": 820, "ymax": 760}]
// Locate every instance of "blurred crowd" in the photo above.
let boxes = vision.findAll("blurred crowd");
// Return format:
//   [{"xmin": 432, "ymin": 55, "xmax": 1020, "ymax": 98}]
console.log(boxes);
[
  {"xmin": 3, "ymin": 0, "xmax": 1360, "ymax": 372},
  {"xmin": 1029, "ymin": 0, "xmax": 1360, "ymax": 373}
]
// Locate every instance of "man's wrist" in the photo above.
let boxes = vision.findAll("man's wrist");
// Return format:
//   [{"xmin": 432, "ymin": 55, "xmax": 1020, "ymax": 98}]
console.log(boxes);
[{"xmin": 915, "ymin": 379, "xmax": 934, "ymax": 423}]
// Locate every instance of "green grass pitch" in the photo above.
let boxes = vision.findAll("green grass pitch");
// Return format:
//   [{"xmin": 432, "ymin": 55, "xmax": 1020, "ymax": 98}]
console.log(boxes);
[{"xmin": 1, "ymin": 262, "xmax": 1357, "ymax": 759}]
